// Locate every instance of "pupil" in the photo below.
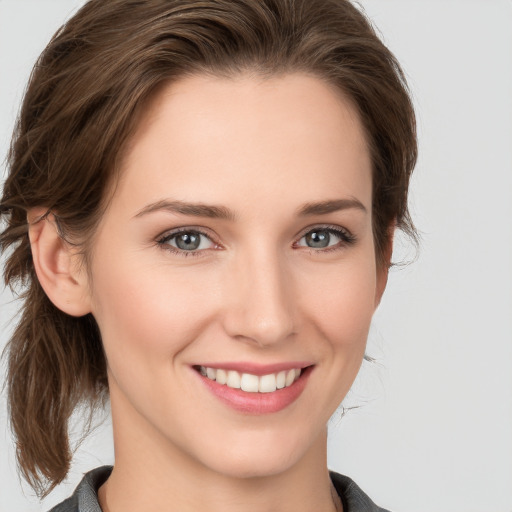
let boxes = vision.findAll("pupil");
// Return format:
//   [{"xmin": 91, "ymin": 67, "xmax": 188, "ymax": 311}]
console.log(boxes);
[
  {"xmin": 306, "ymin": 230, "xmax": 330, "ymax": 248},
  {"xmin": 176, "ymin": 232, "xmax": 200, "ymax": 250}
]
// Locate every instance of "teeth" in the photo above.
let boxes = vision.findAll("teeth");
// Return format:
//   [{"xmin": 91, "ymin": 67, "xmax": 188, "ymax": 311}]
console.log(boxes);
[
  {"xmin": 216, "ymin": 368, "xmax": 227, "ymax": 385},
  {"xmin": 259, "ymin": 373, "xmax": 277, "ymax": 393},
  {"xmin": 285, "ymin": 369, "xmax": 296, "ymax": 386},
  {"xmin": 276, "ymin": 371, "xmax": 286, "ymax": 389},
  {"xmin": 226, "ymin": 370, "xmax": 241, "ymax": 389},
  {"xmin": 240, "ymin": 373, "xmax": 259, "ymax": 392},
  {"xmin": 199, "ymin": 366, "xmax": 303, "ymax": 393}
]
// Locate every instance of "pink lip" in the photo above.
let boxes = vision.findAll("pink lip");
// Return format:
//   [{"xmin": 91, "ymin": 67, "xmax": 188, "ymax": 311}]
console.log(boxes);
[
  {"xmin": 194, "ymin": 361, "xmax": 313, "ymax": 376},
  {"xmin": 193, "ymin": 365, "xmax": 314, "ymax": 414}
]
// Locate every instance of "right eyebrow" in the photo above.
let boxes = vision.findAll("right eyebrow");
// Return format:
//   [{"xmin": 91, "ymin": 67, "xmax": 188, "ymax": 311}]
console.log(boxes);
[{"xmin": 133, "ymin": 199, "xmax": 237, "ymax": 221}]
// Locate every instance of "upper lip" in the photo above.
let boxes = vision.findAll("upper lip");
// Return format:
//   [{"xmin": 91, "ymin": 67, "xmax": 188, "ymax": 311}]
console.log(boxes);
[{"xmin": 194, "ymin": 361, "xmax": 314, "ymax": 376}]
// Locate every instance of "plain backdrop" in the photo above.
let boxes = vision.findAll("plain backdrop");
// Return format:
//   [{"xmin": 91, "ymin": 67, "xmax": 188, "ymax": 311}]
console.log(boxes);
[{"xmin": 1, "ymin": 1, "xmax": 511, "ymax": 511}]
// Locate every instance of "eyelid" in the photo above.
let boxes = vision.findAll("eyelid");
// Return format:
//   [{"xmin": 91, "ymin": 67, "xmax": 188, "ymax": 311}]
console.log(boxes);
[
  {"xmin": 156, "ymin": 225, "xmax": 216, "ymax": 242},
  {"xmin": 295, "ymin": 223, "xmax": 355, "ymax": 241}
]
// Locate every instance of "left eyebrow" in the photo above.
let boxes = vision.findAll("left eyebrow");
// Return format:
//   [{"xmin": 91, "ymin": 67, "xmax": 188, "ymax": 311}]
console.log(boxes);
[{"xmin": 296, "ymin": 198, "xmax": 367, "ymax": 216}]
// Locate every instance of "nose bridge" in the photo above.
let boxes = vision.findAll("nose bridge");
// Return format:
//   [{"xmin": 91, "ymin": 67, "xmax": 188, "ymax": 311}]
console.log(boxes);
[{"xmin": 223, "ymin": 243, "xmax": 296, "ymax": 347}]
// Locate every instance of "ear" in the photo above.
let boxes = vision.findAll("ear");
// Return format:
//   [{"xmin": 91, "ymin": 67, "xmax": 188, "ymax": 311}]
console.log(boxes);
[
  {"xmin": 374, "ymin": 222, "xmax": 395, "ymax": 308},
  {"xmin": 28, "ymin": 208, "xmax": 92, "ymax": 317}
]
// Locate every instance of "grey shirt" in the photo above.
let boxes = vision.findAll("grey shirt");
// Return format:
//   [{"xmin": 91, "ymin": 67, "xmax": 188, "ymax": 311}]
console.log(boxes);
[{"xmin": 48, "ymin": 466, "xmax": 390, "ymax": 512}]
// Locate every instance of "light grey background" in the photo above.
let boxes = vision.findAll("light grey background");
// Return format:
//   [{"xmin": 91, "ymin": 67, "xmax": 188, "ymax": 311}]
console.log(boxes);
[{"xmin": 1, "ymin": 1, "xmax": 511, "ymax": 511}]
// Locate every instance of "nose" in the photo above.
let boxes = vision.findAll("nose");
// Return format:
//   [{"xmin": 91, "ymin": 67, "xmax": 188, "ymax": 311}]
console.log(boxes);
[{"xmin": 222, "ymin": 247, "xmax": 296, "ymax": 347}]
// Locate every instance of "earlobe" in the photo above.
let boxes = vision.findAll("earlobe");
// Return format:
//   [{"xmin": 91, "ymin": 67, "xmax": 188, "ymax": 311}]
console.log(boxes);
[{"xmin": 28, "ymin": 208, "xmax": 92, "ymax": 317}]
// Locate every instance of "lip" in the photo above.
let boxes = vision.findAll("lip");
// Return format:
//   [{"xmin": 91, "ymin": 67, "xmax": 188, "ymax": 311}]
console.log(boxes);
[{"xmin": 192, "ymin": 364, "xmax": 314, "ymax": 414}]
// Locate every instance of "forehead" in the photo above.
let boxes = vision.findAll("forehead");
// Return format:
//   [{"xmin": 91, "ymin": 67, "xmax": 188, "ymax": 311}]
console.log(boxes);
[{"xmin": 115, "ymin": 72, "xmax": 372, "ymax": 214}]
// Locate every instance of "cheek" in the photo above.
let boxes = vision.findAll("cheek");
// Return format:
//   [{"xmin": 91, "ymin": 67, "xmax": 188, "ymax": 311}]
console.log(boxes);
[
  {"xmin": 304, "ymin": 256, "xmax": 378, "ymax": 349},
  {"xmin": 294, "ymin": 254, "xmax": 378, "ymax": 418},
  {"xmin": 88, "ymin": 249, "xmax": 219, "ymax": 372}
]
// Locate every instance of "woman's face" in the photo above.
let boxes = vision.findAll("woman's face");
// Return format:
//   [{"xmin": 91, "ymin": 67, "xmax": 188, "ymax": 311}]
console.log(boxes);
[{"xmin": 86, "ymin": 73, "xmax": 386, "ymax": 477}]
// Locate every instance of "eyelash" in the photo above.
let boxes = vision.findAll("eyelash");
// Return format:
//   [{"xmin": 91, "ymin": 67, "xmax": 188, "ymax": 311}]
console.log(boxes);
[{"xmin": 156, "ymin": 225, "xmax": 356, "ymax": 258}]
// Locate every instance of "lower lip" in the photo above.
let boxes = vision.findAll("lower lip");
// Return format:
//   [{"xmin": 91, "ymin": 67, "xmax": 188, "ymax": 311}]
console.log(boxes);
[{"xmin": 194, "ymin": 366, "xmax": 314, "ymax": 414}]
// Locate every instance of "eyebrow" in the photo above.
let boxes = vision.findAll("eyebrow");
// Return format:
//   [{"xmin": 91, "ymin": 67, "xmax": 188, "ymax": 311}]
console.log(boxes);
[
  {"xmin": 296, "ymin": 198, "xmax": 367, "ymax": 216},
  {"xmin": 134, "ymin": 200, "xmax": 237, "ymax": 221},
  {"xmin": 133, "ymin": 197, "xmax": 367, "ymax": 220}
]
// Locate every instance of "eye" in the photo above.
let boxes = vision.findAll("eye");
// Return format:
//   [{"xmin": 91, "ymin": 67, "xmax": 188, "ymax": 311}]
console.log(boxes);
[
  {"xmin": 157, "ymin": 229, "xmax": 217, "ymax": 256},
  {"xmin": 296, "ymin": 226, "xmax": 355, "ymax": 251}
]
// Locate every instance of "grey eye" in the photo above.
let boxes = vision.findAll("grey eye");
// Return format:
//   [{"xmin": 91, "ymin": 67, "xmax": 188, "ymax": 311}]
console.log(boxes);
[
  {"xmin": 175, "ymin": 232, "xmax": 202, "ymax": 250},
  {"xmin": 304, "ymin": 230, "xmax": 332, "ymax": 248},
  {"xmin": 160, "ymin": 230, "xmax": 215, "ymax": 252},
  {"xmin": 297, "ymin": 227, "xmax": 354, "ymax": 251}
]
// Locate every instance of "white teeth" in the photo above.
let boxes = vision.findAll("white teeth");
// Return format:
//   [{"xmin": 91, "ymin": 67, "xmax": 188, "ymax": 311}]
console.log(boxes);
[
  {"xmin": 240, "ymin": 373, "xmax": 259, "ymax": 392},
  {"xmin": 276, "ymin": 371, "xmax": 286, "ymax": 389},
  {"xmin": 285, "ymin": 369, "xmax": 296, "ymax": 386},
  {"xmin": 198, "ymin": 366, "xmax": 303, "ymax": 393},
  {"xmin": 216, "ymin": 368, "xmax": 227, "ymax": 385},
  {"xmin": 259, "ymin": 373, "xmax": 277, "ymax": 393},
  {"xmin": 226, "ymin": 370, "xmax": 241, "ymax": 389}
]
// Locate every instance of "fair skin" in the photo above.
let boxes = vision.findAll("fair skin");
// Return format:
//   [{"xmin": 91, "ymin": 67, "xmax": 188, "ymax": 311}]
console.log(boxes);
[{"xmin": 29, "ymin": 73, "xmax": 390, "ymax": 512}]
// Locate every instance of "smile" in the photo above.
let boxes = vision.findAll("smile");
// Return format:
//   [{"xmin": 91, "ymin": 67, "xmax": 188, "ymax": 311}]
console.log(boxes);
[
  {"xmin": 193, "ymin": 364, "xmax": 314, "ymax": 414},
  {"xmin": 198, "ymin": 366, "xmax": 301, "ymax": 393}
]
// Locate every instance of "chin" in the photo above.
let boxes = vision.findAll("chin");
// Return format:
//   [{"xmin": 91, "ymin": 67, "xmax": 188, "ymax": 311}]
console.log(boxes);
[{"xmin": 190, "ymin": 427, "xmax": 323, "ymax": 481}]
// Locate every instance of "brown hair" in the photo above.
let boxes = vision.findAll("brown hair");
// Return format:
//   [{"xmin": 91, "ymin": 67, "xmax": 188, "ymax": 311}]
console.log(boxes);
[{"xmin": 0, "ymin": 0, "xmax": 417, "ymax": 497}]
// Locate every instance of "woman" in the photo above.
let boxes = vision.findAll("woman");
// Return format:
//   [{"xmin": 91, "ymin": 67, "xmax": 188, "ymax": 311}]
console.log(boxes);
[{"xmin": 0, "ymin": 0, "xmax": 417, "ymax": 511}]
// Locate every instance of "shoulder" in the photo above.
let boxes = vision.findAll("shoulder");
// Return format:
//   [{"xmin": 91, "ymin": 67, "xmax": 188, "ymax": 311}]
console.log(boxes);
[
  {"xmin": 329, "ymin": 471, "xmax": 391, "ymax": 512},
  {"xmin": 47, "ymin": 466, "xmax": 113, "ymax": 512}
]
